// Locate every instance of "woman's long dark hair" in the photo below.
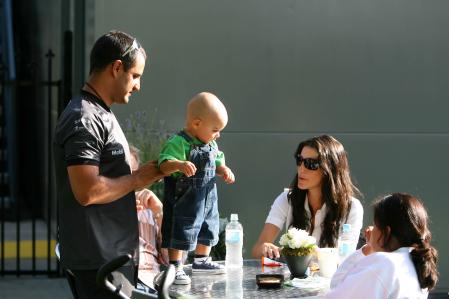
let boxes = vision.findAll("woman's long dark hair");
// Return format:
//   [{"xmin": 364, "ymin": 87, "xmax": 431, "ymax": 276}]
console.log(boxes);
[
  {"xmin": 373, "ymin": 193, "xmax": 438, "ymax": 290},
  {"xmin": 288, "ymin": 135, "xmax": 360, "ymax": 247}
]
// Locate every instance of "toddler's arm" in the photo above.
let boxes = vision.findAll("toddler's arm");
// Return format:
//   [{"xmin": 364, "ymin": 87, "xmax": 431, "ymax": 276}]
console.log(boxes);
[
  {"xmin": 216, "ymin": 165, "xmax": 235, "ymax": 184},
  {"xmin": 159, "ymin": 159, "xmax": 197, "ymax": 177}
]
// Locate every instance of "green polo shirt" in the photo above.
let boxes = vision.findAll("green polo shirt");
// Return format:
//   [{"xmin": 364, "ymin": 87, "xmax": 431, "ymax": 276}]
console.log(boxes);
[{"xmin": 158, "ymin": 132, "xmax": 225, "ymax": 178}]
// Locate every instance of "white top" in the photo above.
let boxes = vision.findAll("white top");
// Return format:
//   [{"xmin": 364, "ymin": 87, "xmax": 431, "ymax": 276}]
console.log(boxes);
[
  {"xmin": 326, "ymin": 247, "xmax": 428, "ymax": 299},
  {"xmin": 265, "ymin": 190, "xmax": 363, "ymax": 243}
]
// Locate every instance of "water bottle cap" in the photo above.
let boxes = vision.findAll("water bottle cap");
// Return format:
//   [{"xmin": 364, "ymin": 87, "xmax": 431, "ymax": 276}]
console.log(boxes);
[
  {"xmin": 342, "ymin": 223, "xmax": 352, "ymax": 232},
  {"xmin": 230, "ymin": 214, "xmax": 238, "ymax": 221}
]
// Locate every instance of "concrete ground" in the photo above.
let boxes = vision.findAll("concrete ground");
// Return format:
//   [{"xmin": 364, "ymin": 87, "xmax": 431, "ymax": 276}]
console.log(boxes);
[{"xmin": 0, "ymin": 276, "xmax": 72, "ymax": 299}]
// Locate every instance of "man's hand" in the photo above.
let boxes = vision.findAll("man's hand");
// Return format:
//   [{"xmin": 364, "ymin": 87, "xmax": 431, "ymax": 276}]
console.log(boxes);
[
  {"xmin": 216, "ymin": 165, "xmax": 235, "ymax": 184},
  {"xmin": 133, "ymin": 160, "xmax": 165, "ymax": 188},
  {"xmin": 159, "ymin": 160, "xmax": 196, "ymax": 177}
]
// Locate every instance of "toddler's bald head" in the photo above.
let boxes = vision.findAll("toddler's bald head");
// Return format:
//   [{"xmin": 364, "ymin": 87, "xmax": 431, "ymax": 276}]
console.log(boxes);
[{"xmin": 187, "ymin": 92, "xmax": 228, "ymax": 125}]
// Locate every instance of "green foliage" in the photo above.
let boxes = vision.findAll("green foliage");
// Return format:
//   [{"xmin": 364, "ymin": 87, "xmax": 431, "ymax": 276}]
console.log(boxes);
[
  {"xmin": 122, "ymin": 109, "xmax": 170, "ymax": 163},
  {"xmin": 121, "ymin": 109, "xmax": 171, "ymax": 198},
  {"xmin": 281, "ymin": 244, "xmax": 317, "ymax": 257}
]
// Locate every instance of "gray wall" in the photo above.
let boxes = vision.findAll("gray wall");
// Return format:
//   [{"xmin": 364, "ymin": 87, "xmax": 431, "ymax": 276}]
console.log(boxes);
[{"xmin": 87, "ymin": 0, "xmax": 449, "ymax": 291}]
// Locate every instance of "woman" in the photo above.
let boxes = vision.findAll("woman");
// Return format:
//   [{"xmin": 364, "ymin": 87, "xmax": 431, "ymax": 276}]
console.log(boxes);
[
  {"xmin": 327, "ymin": 193, "xmax": 438, "ymax": 298},
  {"xmin": 252, "ymin": 135, "xmax": 363, "ymax": 259}
]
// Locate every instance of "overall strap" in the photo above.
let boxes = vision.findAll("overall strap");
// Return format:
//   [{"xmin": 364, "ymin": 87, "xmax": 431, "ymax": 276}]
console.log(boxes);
[
  {"xmin": 176, "ymin": 130, "xmax": 195, "ymax": 163},
  {"xmin": 177, "ymin": 130, "xmax": 194, "ymax": 144}
]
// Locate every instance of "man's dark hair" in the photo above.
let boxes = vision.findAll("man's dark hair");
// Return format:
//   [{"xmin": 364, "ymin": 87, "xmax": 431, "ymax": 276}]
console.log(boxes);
[{"xmin": 89, "ymin": 30, "xmax": 147, "ymax": 74}]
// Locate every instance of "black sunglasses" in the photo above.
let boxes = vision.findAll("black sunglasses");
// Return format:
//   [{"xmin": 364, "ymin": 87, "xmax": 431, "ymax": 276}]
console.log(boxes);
[
  {"xmin": 295, "ymin": 155, "xmax": 320, "ymax": 170},
  {"xmin": 122, "ymin": 39, "xmax": 140, "ymax": 58}
]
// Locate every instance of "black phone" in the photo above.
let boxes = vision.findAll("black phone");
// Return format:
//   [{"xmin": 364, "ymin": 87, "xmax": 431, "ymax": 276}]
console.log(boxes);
[{"xmin": 256, "ymin": 274, "xmax": 284, "ymax": 289}]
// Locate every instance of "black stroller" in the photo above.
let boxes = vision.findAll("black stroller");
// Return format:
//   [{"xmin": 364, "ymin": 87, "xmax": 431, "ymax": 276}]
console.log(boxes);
[{"xmin": 96, "ymin": 254, "xmax": 175, "ymax": 299}]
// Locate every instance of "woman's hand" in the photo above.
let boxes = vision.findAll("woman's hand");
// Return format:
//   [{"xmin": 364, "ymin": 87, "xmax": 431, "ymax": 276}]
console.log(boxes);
[
  {"xmin": 252, "ymin": 223, "xmax": 282, "ymax": 259},
  {"xmin": 262, "ymin": 242, "xmax": 281, "ymax": 259}
]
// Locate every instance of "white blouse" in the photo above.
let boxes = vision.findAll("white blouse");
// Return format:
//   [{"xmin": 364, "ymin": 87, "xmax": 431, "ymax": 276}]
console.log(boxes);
[
  {"xmin": 265, "ymin": 189, "xmax": 364, "ymax": 243},
  {"xmin": 326, "ymin": 247, "xmax": 428, "ymax": 299}
]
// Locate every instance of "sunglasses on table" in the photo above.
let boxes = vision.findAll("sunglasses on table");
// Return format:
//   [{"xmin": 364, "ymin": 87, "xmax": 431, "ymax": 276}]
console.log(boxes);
[{"xmin": 295, "ymin": 155, "xmax": 320, "ymax": 170}]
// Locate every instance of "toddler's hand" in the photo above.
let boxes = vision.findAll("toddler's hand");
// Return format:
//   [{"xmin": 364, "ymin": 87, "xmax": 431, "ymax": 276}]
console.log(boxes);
[
  {"xmin": 221, "ymin": 167, "xmax": 235, "ymax": 184},
  {"xmin": 180, "ymin": 161, "xmax": 197, "ymax": 177}
]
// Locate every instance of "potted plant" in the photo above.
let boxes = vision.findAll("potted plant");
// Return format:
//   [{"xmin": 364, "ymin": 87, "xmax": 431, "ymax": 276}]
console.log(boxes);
[{"xmin": 279, "ymin": 228, "xmax": 317, "ymax": 278}]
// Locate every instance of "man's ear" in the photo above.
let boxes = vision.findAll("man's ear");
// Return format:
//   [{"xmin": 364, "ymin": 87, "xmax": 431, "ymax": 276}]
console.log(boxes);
[{"xmin": 111, "ymin": 60, "xmax": 123, "ymax": 78}]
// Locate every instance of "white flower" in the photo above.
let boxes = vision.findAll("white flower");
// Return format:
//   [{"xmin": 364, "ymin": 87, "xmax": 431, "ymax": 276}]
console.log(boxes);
[
  {"xmin": 306, "ymin": 235, "xmax": 317, "ymax": 246},
  {"xmin": 279, "ymin": 234, "xmax": 290, "ymax": 246},
  {"xmin": 287, "ymin": 238, "xmax": 297, "ymax": 249},
  {"xmin": 279, "ymin": 228, "xmax": 316, "ymax": 249}
]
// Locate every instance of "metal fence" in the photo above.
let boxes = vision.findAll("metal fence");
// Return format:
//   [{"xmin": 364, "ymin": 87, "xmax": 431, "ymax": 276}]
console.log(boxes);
[{"xmin": 0, "ymin": 45, "xmax": 68, "ymax": 276}]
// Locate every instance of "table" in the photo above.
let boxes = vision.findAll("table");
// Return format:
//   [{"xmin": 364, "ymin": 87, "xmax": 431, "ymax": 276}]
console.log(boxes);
[{"xmin": 169, "ymin": 259, "xmax": 329, "ymax": 298}]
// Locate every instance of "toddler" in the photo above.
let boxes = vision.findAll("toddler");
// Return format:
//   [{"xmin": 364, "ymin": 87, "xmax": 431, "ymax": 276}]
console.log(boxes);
[{"xmin": 159, "ymin": 92, "xmax": 235, "ymax": 285}]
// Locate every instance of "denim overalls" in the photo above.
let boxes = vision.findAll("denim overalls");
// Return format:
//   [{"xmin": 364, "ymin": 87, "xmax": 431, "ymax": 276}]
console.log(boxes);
[{"xmin": 161, "ymin": 131, "xmax": 219, "ymax": 251}]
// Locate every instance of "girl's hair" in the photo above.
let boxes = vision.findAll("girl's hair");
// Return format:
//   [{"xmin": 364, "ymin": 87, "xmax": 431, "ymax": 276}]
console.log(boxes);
[
  {"xmin": 288, "ymin": 135, "xmax": 360, "ymax": 247},
  {"xmin": 373, "ymin": 193, "xmax": 438, "ymax": 290}
]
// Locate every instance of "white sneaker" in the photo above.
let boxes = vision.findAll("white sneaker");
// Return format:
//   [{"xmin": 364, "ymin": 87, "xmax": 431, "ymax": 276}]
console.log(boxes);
[
  {"xmin": 174, "ymin": 269, "xmax": 191, "ymax": 285},
  {"xmin": 192, "ymin": 257, "xmax": 226, "ymax": 274}
]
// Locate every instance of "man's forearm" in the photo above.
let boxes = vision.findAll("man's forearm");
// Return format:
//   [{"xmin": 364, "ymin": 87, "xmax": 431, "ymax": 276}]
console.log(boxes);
[
  {"xmin": 68, "ymin": 162, "xmax": 163, "ymax": 206},
  {"xmin": 159, "ymin": 160, "xmax": 182, "ymax": 175}
]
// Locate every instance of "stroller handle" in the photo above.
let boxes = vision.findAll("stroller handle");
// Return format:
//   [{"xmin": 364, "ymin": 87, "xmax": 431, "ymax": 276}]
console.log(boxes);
[
  {"xmin": 96, "ymin": 254, "xmax": 175, "ymax": 299},
  {"xmin": 96, "ymin": 254, "xmax": 133, "ymax": 299}
]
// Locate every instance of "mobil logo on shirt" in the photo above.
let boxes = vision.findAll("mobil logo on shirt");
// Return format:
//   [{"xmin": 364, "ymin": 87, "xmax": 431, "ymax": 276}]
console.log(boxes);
[{"xmin": 112, "ymin": 149, "xmax": 124, "ymax": 156}]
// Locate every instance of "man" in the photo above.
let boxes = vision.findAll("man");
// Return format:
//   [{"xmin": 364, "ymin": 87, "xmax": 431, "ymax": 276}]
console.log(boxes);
[{"xmin": 54, "ymin": 30, "xmax": 163, "ymax": 298}]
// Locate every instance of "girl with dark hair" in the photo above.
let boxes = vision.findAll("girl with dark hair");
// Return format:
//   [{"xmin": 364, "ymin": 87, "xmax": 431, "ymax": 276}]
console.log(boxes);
[
  {"xmin": 252, "ymin": 135, "xmax": 363, "ymax": 258},
  {"xmin": 327, "ymin": 193, "xmax": 438, "ymax": 298}
]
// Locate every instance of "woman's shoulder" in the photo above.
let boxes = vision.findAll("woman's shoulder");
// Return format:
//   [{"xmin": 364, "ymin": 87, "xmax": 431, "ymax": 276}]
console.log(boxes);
[
  {"xmin": 359, "ymin": 250, "xmax": 400, "ymax": 272},
  {"xmin": 273, "ymin": 189, "xmax": 289, "ymax": 205},
  {"xmin": 349, "ymin": 196, "xmax": 362, "ymax": 205},
  {"xmin": 361, "ymin": 249, "xmax": 422, "ymax": 291},
  {"xmin": 265, "ymin": 189, "xmax": 291, "ymax": 228},
  {"xmin": 373, "ymin": 247, "xmax": 415, "ymax": 267},
  {"xmin": 349, "ymin": 196, "xmax": 363, "ymax": 212}
]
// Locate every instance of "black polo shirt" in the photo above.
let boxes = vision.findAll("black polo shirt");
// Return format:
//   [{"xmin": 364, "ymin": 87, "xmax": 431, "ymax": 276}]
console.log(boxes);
[{"xmin": 54, "ymin": 91, "xmax": 138, "ymax": 270}]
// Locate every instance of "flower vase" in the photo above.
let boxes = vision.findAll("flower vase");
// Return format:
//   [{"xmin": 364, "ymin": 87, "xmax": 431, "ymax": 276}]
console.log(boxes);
[{"xmin": 284, "ymin": 254, "xmax": 312, "ymax": 278}]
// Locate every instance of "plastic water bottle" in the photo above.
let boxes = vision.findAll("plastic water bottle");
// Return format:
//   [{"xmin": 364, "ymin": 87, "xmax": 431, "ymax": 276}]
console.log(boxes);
[
  {"xmin": 337, "ymin": 223, "xmax": 357, "ymax": 264},
  {"xmin": 226, "ymin": 267, "xmax": 243, "ymax": 299},
  {"xmin": 225, "ymin": 214, "xmax": 243, "ymax": 268}
]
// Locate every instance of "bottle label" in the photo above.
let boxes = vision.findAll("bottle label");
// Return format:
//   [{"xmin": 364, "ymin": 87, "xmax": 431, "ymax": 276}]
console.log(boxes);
[
  {"xmin": 339, "ymin": 242, "xmax": 351, "ymax": 256},
  {"xmin": 226, "ymin": 230, "xmax": 242, "ymax": 244}
]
